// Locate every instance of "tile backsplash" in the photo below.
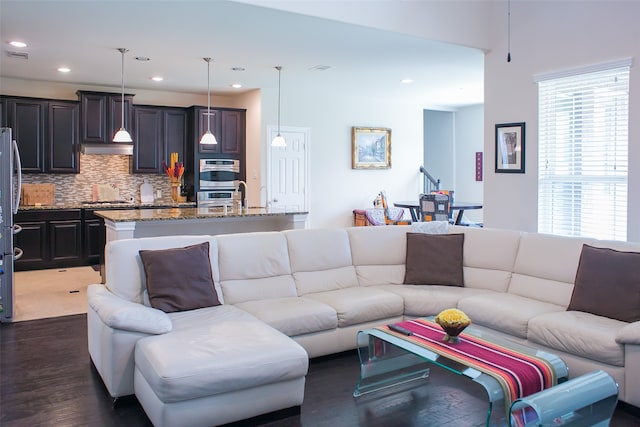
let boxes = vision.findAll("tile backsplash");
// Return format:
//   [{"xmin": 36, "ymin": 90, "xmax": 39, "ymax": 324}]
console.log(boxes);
[{"xmin": 21, "ymin": 154, "xmax": 182, "ymax": 204}]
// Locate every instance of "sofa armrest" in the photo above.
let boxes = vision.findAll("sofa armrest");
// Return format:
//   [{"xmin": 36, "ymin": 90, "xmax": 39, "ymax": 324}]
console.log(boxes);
[
  {"xmin": 87, "ymin": 284, "xmax": 172, "ymax": 335},
  {"xmin": 615, "ymin": 320, "xmax": 640, "ymax": 345}
]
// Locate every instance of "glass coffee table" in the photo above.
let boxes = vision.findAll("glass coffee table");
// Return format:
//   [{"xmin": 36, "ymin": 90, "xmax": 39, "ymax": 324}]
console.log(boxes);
[{"xmin": 353, "ymin": 318, "xmax": 569, "ymax": 426}]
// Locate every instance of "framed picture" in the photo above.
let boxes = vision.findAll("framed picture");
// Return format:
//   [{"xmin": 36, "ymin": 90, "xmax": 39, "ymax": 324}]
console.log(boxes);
[
  {"xmin": 495, "ymin": 122, "xmax": 525, "ymax": 173},
  {"xmin": 352, "ymin": 127, "xmax": 391, "ymax": 169}
]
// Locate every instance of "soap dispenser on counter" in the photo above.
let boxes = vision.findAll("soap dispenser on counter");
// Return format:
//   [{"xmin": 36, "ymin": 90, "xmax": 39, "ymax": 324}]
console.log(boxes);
[{"xmin": 140, "ymin": 180, "xmax": 154, "ymax": 204}]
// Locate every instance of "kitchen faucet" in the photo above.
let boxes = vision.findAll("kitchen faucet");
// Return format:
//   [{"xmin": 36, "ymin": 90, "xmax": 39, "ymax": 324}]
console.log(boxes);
[
  {"xmin": 236, "ymin": 181, "xmax": 248, "ymax": 210},
  {"xmin": 259, "ymin": 185, "xmax": 269, "ymax": 209}
]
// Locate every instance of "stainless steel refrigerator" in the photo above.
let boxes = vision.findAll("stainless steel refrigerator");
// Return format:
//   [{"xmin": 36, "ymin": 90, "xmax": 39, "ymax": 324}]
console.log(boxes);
[{"xmin": 1, "ymin": 127, "xmax": 23, "ymax": 322}]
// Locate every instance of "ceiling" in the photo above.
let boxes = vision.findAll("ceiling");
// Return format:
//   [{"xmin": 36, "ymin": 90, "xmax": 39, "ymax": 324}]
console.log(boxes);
[{"xmin": 0, "ymin": 0, "xmax": 484, "ymax": 109}]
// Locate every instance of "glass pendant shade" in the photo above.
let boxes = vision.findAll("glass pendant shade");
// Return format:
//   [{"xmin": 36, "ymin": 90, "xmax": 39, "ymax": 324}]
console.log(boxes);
[
  {"xmin": 271, "ymin": 134, "xmax": 286, "ymax": 147},
  {"xmin": 113, "ymin": 128, "xmax": 133, "ymax": 142},
  {"xmin": 113, "ymin": 48, "xmax": 132, "ymax": 144},
  {"xmin": 200, "ymin": 130, "xmax": 218, "ymax": 145},
  {"xmin": 200, "ymin": 57, "xmax": 218, "ymax": 145},
  {"xmin": 271, "ymin": 66, "xmax": 286, "ymax": 147}
]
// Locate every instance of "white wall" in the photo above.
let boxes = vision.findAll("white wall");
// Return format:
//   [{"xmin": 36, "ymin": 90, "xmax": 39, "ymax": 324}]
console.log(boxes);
[
  {"xmin": 260, "ymin": 86, "xmax": 425, "ymax": 228},
  {"xmin": 484, "ymin": 0, "xmax": 640, "ymax": 242},
  {"xmin": 454, "ymin": 104, "xmax": 484, "ymax": 223}
]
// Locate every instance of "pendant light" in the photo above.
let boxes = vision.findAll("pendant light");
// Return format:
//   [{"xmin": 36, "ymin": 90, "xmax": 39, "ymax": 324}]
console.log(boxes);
[
  {"xmin": 113, "ymin": 48, "xmax": 133, "ymax": 143},
  {"xmin": 200, "ymin": 57, "xmax": 218, "ymax": 145},
  {"xmin": 271, "ymin": 66, "xmax": 286, "ymax": 147}
]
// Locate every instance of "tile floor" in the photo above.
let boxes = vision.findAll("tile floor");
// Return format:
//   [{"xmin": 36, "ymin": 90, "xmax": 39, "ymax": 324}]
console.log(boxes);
[{"xmin": 13, "ymin": 266, "xmax": 100, "ymax": 321}]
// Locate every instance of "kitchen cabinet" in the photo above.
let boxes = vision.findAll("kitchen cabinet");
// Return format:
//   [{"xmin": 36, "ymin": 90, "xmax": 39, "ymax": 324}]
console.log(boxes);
[
  {"xmin": 193, "ymin": 107, "xmax": 245, "ymax": 156},
  {"xmin": 133, "ymin": 106, "xmax": 163, "ymax": 173},
  {"xmin": 50, "ymin": 218, "xmax": 82, "ymax": 262},
  {"xmin": 5, "ymin": 98, "xmax": 46, "ymax": 172},
  {"xmin": 3, "ymin": 96, "xmax": 79, "ymax": 173},
  {"xmin": 14, "ymin": 209, "xmax": 83, "ymax": 271},
  {"xmin": 83, "ymin": 210, "xmax": 104, "ymax": 266},
  {"xmin": 78, "ymin": 91, "xmax": 133, "ymax": 144},
  {"xmin": 133, "ymin": 106, "xmax": 188, "ymax": 174},
  {"xmin": 48, "ymin": 101, "xmax": 80, "ymax": 173}
]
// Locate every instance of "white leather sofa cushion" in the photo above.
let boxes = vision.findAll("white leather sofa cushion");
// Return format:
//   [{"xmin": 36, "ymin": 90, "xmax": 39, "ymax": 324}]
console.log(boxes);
[
  {"xmin": 217, "ymin": 232, "xmax": 297, "ymax": 304},
  {"xmin": 377, "ymin": 284, "xmax": 493, "ymax": 317},
  {"xmin": 293, "ymin": 266, "xmax": 359, "ymax": 295},
  {"xmin": 457, "ymin": 292, "xmax": 565, "ymax": 338},
  {"xmin": 87, "ymin": 284, "xmax": 172, "ymax": 335},
  {"xmin": 135, "ymin": 309, "xmax": 309, "ymax": 403},
  {"xmin": 217, "ymin": 232, "xmax": 292, "ymax": 281},
  {"xmin": 302, "ymin": 287, "xmax": 403, "ymax": 327},
  {"xmin": 355, "ymin": 264, "xmax": 406, "ymax": 287},
  {"xmin": 617, "ymin": 321, "xmax": 640, "ymax": 345},
  {"xmin": 451, "ymin": 226, "xmax": 522, "ymax": 292},
  {"xmin": 285, "ymin": 228, "xmax": 359, "ymax": 295},
  {"xmin": 105, "ymin": 235, "xmax": 218, "ymax": 304},
  {"xmin": 347, "ymin": 226, "xmax": 408, "ymax": 286},
  {"xmin": 509, "ymin": 233, "xmax": 593, "ymax": 306},
  {"xmin": 234, "ymin": 297, "xmax": 338, "ymax": 336},
  {"xmin": 221, "ymin": 275, "xmax": 298, "ymax": 305},
  {"xmin": 528, "ymin": 311, "xmax": 626, "ymax": 367}
]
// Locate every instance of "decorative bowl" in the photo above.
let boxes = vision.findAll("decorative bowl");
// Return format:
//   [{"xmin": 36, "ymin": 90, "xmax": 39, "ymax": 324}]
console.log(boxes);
[{"xmin": 434, "ymin": 308, "xmax": 471, "ymax": 344}]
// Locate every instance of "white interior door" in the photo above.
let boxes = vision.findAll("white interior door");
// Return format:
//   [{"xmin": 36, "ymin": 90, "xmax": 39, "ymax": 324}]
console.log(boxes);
[{"xmin": 267, "ymin": 126, "xmax": 309, "ymax": 211}]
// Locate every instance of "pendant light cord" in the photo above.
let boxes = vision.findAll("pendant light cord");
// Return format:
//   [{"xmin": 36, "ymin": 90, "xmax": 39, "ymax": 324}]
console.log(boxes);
[
  {"xmin": 119, "ymin": 48, "xmax": 127, "ymax": 128},
  {"xmin": 507, "ymin": 0, "xmax": 512, "ymax": 62},
  {"xmin": 206, "ymin": 58, "xmax": 211, "ymax": 132},
  {"xmin": 276, "ymin": 66, "xmax": 282, "ymax": 134}
]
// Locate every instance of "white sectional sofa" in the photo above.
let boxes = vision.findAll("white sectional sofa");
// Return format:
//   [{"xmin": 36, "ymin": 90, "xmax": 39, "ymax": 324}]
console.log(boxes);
[{"xmin": 87, "ymin": 225, "xmax": 640, "ymax": 426}]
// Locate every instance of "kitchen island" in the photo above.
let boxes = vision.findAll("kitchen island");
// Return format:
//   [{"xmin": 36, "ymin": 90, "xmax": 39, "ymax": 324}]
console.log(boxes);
[{"xmin": 94, "ymin": 206, "xmax": 309, "ymax": 243}]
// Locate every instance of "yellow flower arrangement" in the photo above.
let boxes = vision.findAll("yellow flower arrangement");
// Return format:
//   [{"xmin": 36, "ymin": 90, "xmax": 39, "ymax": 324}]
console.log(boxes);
[{"xmin": 434, "ymin": 308, "xmax": 471, "ymax": 343}]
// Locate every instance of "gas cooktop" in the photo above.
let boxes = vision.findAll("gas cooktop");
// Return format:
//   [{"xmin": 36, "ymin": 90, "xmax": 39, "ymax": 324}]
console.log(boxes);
[{"xmin": 82, "ymin": 201, "xmax": 133, "ymax": 205}]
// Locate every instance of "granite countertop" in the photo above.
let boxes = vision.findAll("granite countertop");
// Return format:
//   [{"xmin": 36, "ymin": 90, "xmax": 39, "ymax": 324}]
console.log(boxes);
[
  {"xmin": 94, "ymin": 207, "xmax": 308, "ymax": 222},
  {"xmin": 18, "ymin": 202, "xmax": 197, "ymax": 211}
]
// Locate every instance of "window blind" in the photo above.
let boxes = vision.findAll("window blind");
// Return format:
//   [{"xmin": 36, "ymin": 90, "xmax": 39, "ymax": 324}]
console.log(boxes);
[{"xmin": 537, "ymin": 66, "xmax": 629, "ymax": 241}]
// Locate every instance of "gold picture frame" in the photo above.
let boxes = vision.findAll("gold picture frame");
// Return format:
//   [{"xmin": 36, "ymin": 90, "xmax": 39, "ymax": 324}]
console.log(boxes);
[{"xmin": 351, "ymin": 127, "xmax": 391, "ymax": 169}]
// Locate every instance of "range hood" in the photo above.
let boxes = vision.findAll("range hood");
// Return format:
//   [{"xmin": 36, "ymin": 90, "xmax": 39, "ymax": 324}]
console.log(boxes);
[{"xmin": 81, "ymin": 143, "xmax": 133, "ymax": 155}]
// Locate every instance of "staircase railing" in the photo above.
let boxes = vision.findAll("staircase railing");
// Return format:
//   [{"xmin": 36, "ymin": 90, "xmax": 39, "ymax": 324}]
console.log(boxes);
[{"xmin": 419, "ymin": 166, "xmax": 441, "ymax": 194}]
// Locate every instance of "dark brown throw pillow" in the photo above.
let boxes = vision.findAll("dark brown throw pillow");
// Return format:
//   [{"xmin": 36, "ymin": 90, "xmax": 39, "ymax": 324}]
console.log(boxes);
[
  {"xmin": 139, "ymin": 242, "xmax": 220, "ymax": 313},
  {"xmin": 403, "ymin": 232, "xmax": 464, "ymax": 286},
  {"xmin": 568, "ymin": 244, "xmax": 640, "ymax": 323}
]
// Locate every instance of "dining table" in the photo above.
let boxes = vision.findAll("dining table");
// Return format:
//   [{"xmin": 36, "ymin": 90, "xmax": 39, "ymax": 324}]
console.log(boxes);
[{"xmin": 394, "ymin": 200, "xmax": 483, "ymax": 225}]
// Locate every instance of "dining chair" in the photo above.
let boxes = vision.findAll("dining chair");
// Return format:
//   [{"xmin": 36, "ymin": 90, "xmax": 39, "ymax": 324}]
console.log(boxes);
[
  {"xmin": 380, "ymin": 191, "xmax": 411, "ymax": 225},
  {"xmin": 419, "ymin": 193, "xmax": 450, "ymax": 222}
]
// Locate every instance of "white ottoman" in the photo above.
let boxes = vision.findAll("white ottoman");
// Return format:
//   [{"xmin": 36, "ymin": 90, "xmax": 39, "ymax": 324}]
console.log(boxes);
[{"xmin": 134, "ymin": 317, "xmax": 309, "ymax": 427}]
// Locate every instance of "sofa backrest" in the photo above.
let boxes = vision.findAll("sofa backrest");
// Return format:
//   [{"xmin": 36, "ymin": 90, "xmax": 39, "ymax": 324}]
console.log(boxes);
[
  {"xmin": 509, "ymin": 232, "xmax": 593, "ymax": 306},
  {"xmin": 104, "ymin": 235, "xmax": 218, "ymax": 304},
  {"xmin": 449, "ymin": 226, "xmax": 522, "ymax": 292},
  {"xmin": 216, "ymin": 232, "xmax": 297, "ymax": 304},
  {"xmin": 284, "ymin": 228, "xmax": 359, "ymax": 295},
  {"xmin": 346, "ymin": 225, "xmax": 409, "ymax": 286}
]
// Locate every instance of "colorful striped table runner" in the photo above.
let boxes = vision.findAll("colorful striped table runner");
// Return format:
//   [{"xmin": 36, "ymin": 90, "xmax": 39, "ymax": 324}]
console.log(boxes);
[{"xmin": 379, "ymin": 318, "xmax": 559, "ymax": 413}]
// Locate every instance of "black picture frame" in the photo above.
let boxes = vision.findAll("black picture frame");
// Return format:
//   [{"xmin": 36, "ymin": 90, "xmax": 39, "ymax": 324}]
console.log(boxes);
[{"xmin": 495, "ymin": 122, "xmax": 525, "ymax": 173}]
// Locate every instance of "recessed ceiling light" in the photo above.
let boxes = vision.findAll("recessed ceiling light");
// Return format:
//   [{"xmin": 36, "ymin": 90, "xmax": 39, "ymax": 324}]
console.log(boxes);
[
  {"xmin": 9, "ymin": 41, "xmax": 27, "ymax": 48},
  {"xmin": 309, "ymin": 65, "xmax": 331, "ymax": 71},
  {"xmin": 151, "ymin": 76, "xmax": 163, "ymax": 82},
  {"xmin": 401, "ymin": 78, "xmax": 414, "ymax": 84},
  {"xmin": 58, "ymin": 67, "xmax": 71, "ymax": 73},
  {"xmin": 135, "ymin": 56, "xmax": 150, "ymax": 61},
  {"xmin": 231, "ymin": 83, "xmax": 242, "ymax": 89}
]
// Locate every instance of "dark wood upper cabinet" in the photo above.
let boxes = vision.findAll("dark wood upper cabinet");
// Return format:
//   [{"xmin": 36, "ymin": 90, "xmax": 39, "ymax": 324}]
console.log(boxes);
[
  {"xmin": 197, "ymin": 107, "xmax": 221, "ymax": 154},
  {"xmin": 195, "ymin": 107, "xmax": 245, "ymax": 155},
  {"xmin": 133, "ymin": 106, "xmax": 163, "ymax": 173},
  {"xmin": 48, "ymin": 101, "xmax": 79, "ymax": 173},
  {"xmin": 78, "ymin": 91, "xmax": 133, "ymax": 144},
  {"xmin": 5, "ymin": 98, "xmax": 46, "ymax": 173},
  {"xmin": 132, "ymin": 106, "xmax": 188, "ymax": 174},
  {"xmin": 164, "ymin": 108, "xmax": 188, "ymax": 172}
]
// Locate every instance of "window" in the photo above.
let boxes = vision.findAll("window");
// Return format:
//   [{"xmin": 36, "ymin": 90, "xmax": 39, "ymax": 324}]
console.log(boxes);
[{"xmin": 537, "ymin": 60, "xmax": 630, "ymax": 241}]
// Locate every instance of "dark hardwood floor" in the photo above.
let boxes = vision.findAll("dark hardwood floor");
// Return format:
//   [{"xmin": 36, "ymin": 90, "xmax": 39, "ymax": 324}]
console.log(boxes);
[{"xmin": 1, "ymin": 314, "xmax": 639, "ymax": 427}]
